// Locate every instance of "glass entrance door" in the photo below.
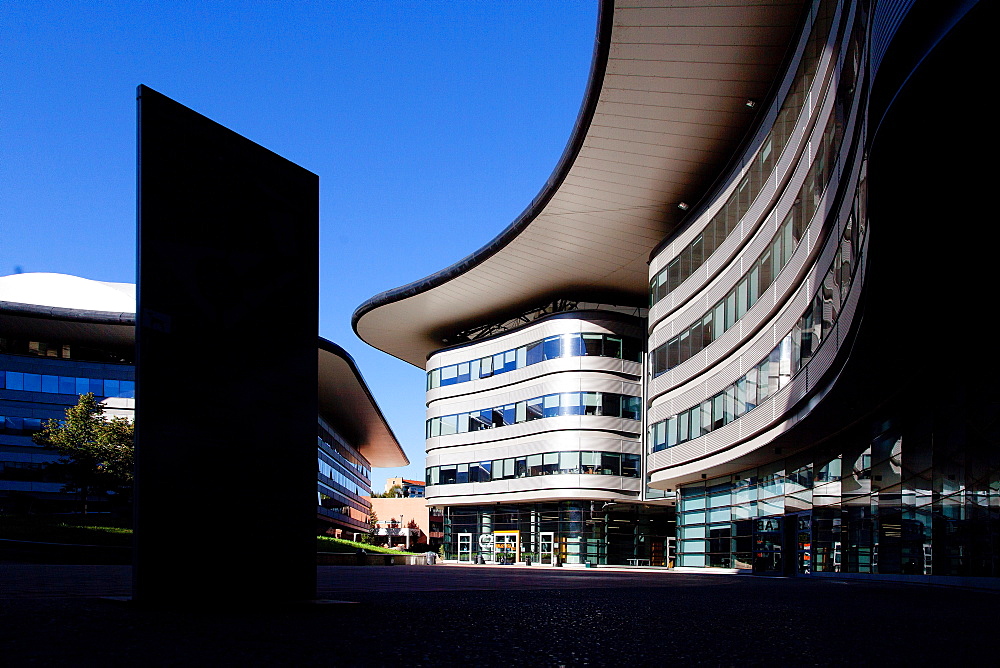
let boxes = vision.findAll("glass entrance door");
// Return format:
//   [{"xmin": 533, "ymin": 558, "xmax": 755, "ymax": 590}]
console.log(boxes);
[
  {"xmin": 539, "ymin": 532, "xmax": 555, "ymax": 565},
  {"xmin": 792, "ymin": 513, "xmax": 812, "ymax": 575},
  {"xmin": 494, "ymin": 530, "xmax": 518, "ymax": 563},
  {"xmin": 457, "ymin": 533, "xmax": 472, "ymax": 563}
]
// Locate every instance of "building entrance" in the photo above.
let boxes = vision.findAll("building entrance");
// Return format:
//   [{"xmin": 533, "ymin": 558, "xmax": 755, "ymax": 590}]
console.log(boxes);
[
  {"xmin": 787, "ymin": 513, "xmax": 812, "ymax": 575},
  {"xmin": 457, "ymin": 533, "xmax": 473, "ymax": 563},
  {"xmin": 753, "ymin": 516, "xmax": 783, "ymax": 573},
  {"xmin": 753, "ymin": 513, "xmax": 812, "ymax": 575},
  {"xmin": 539, "ymin": 532, "xmax": 555, "ymax": 565},
  {"xmin": 494, "ymin": 530, "xmax": 518, "ymax": 563}
]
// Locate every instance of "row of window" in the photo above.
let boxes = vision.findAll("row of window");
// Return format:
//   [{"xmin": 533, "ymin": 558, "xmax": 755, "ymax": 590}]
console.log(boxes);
[
  {"xmin": 649, "ymin": 0, "xmax": 836, "ymax": 307},
  {"xmin": 649, "ymin": 187, "xmax": 863, "ymax": 453},
  {"xmin": 0, "ymin": 461, "xmax": 58, "ymax": 482},
  {"xmin": 1, "ymin": 415, "xmax": 46, "ymax": 436},
  {"xmin": 426, "ymin": 391, "xmax": 641, "ymax": 439},
  {"xmin": 318, "ymin": 455, "xmax": 369, "ymax": 499},
  {"xmin": 1, "ymin": 370, "xmax": 135, "ymax": 399},
  {"xmin": 427, "ymin": 332, "xmax": 641, "ymax": 390},
  {"xmin": 318, "ymin": 417, "xmax": 371, "ymax": 480},
  {"xmin": 0, "ymin": 339, "xmax": 134, "ymax": 364},
  {"xmin": 651, "ymin": 88, "xmax": 848, "ymax": 379},
  {"xmin": 427, "ymin": 451, "xmax": 642, "ymax": 485}
]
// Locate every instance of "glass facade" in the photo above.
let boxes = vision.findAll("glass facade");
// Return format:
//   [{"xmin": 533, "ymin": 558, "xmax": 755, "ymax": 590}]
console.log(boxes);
[
  {"xmin": 676, "ymin": 411, "xmax": 1000, "ymax": 578},
  {"xmin": 649, "ymin": 178, "xmax": 864, "ymax": 452},
  {"xmin": 650, "ymin": 49, "xmax": 859, "ymax": 378},
  {"xmin": 317, "ymin": 418, "xmax": 373, "ymax": 530},
  {"xmin": 442, "ymin": 502, "xmax": 673, "ymax": 566},
  {"xmin": 1, "ymin": 370, "xmax": 135, "ymax": 399},
  {"xmin": 0, "ymin": 352, "xmax": 136, "ymax": 513},
  {"xmin": 0, "ymin": 336, "xmax": 133, "ymax": 364}
]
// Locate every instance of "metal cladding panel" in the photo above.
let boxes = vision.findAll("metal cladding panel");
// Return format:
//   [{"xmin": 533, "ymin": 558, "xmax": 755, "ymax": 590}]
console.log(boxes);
[
  {"xmin": 505, "ymin": 436, "xmax": 631, "ymax": 459},
  {"xmin": 703, "ymin": 421, "xmax": 741, "ymax": 455},
  {"xmin": 774, "ymin": 282, "xmax": 812, "ymax": 340},
  {"xmin": 745, "ymin": 324, "xmax": 779, "ymax": 371},
  {"xmin": 427, "ymin": 485, "xmax": 641, "ymax": 506},
  {"xmin": 669, "ymin": 439, "xmax": 706, "ymax": 466},
  {"xmin": 648, "ymin": 371, "xmax": 674, "ymax": 401},
  {"xmin": 134, "ymin": 86, "xmax": 317, "ymax": 604},
  {"xmin": 647, "ymin": 295, "xmax": 673, "ymax": 331},
  {"xmin": 429, "ymin": 416, "xmax": 641, "ymax": 452},
  {"xmin": 807, "ymin": 320, "xmax": 838, "ymax": 388},
  {"xmin": 647, "ymin": 398, "xmax": 675, "ymax": 425},
  {"xmin": 430, "ymin": 434, "xmax": 631, "ymax": 466},
  {"xmin": 743, "ymin": 174, "xmax": 777, "ymax": 232},
  {"xmin": 815, "ymin": 222, "xmax": 841, "ymax": 280},
  {"xmin": 766, "ymin": 378, "xmax": 798, "ymax": 419},
  {"xmin": 839, "ymin": 261, "xmax": 862, "ymax": 338},
  {"xmin": 672, "ymin": 375, "xmax": 713, "ymax": 413},
  {"xmin": 647, "ymin": 449, "xmax": 670, "ymax": 472},
  {"xmin": 785, "ymin": 367, "xmax": 810, "ymax": 407},
  {"xmin": 740, "ymin": 396, "xmax": 776, "ymax": 436}
]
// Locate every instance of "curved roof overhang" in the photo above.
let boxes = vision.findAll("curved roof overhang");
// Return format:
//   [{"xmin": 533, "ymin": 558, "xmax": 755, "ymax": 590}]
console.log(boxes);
[
  {"xmin": 0, "ymin": 272, "xmax": 136, "ymax": 346},
  {"xmin": 318, "ymin": 338, "xmax": 409, "ymax": 468},
  {"xmin": 0, "ymin": 301, "xmax": 136, "ymax": 347},
  {"xmin": 354, "ymin": 0, "xmax": 807, "ymax": 367}
]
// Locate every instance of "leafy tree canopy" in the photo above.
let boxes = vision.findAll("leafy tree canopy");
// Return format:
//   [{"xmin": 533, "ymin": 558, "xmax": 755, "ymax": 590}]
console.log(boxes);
[{"xmin": 32, "ymin": 393, "xmax": 134, "ymax": 511}]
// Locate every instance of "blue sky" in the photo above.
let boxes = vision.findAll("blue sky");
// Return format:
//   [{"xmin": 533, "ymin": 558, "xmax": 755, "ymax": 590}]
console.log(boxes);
[{"xmin": 1, "ymin": 1, "xmax": 598, "ymax": 491}]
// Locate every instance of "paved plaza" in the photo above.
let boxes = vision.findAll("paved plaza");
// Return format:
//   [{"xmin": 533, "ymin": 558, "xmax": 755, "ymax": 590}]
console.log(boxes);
[{"xmin": 1, "ymin": 563, "xmax": 996, "ymax": 666}]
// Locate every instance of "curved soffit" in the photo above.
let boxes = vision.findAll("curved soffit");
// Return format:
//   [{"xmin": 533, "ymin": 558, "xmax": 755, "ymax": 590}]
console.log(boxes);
[
  {"xmin": 0, "ymin": 273, "xmax": 137, "ymax": 346},
  {"xmin": 318, "ymin": 338, "xmax": 409, "ymax": 468},
  {"xmin": 354, "ymin": 0, "xmax": 806, "ymax": 367}
]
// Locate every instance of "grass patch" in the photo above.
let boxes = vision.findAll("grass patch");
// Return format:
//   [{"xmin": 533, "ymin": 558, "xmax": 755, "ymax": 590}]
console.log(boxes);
[
  {"xmin": 2, "ymin": 516, "xmax": 421, "ymax": 555},
  {"xmin": 317, "ymin": 535, "xmax": 420, "ymax": 555},
  {"xmin": 0, "ymin": 515, "xmax": 132, "ymax": 546}
]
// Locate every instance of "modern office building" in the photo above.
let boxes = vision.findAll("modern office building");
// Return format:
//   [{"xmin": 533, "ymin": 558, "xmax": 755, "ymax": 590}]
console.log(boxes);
[
  {"xmin": 1, "ymin": 272, "xmax": 407, "ymax": 532},
  {"xmin": 355, "ymin": 0, "xmax": 996, "ymax": 579},
  {"xmin": 0, "ymin": 273, "xmax": 135, "ymax": 514}
]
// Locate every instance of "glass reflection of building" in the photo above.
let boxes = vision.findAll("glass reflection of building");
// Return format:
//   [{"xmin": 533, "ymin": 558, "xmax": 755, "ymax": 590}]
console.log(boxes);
[
  {"xmin": 356, "ymin": 0, "xmax": 995, "ymax": 581},
  {"xmin": 0, "ymin": 273, "xmax": 407, "ymax": 528}
]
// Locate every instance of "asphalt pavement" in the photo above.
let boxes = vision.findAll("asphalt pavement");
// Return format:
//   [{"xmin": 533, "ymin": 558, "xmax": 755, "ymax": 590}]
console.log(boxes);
[{"xmin": 1, "ymin": 563, "xmax": 995, "ymax": 666}]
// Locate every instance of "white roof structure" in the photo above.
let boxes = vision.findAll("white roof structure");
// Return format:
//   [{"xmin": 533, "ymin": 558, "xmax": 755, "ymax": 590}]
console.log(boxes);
[{"xmin": 0, "ymin": 272, "xmax": 136, "ymax": 313}]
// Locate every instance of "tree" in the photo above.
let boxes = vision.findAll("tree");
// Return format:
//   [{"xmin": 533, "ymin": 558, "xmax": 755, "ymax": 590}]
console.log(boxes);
[
  {"xmin": 363, "ymin": 506, "xmax": 379, "ymax": 544},
  {"xmin": 32, "ymin": 393, "xmax": 134, "ymax": 514}
]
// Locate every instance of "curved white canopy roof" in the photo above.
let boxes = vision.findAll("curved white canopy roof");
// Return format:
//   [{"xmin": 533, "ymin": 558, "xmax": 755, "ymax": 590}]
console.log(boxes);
[
  {"xmin": 355, "ymin": 0, "xmax": 805, "ymax": 367},
  {"xmin": 0, "ymin": 272, "xmax": 136, "ymax": 313}
]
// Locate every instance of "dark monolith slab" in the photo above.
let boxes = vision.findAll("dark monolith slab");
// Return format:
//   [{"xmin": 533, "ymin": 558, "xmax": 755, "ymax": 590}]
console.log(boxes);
[{"xmin": 134, "ymin": 85, "xmax": 318, "ymax": 605}]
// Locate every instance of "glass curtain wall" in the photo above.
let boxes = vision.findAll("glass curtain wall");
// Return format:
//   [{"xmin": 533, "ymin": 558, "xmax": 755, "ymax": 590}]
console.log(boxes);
[
  {"xmin": 442, "ymin": 503, "xmax": 673, "ymax": 566},
  {"xmin": 676, "ymin": 414, "xmax": 1000, "ymax": 577}
]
